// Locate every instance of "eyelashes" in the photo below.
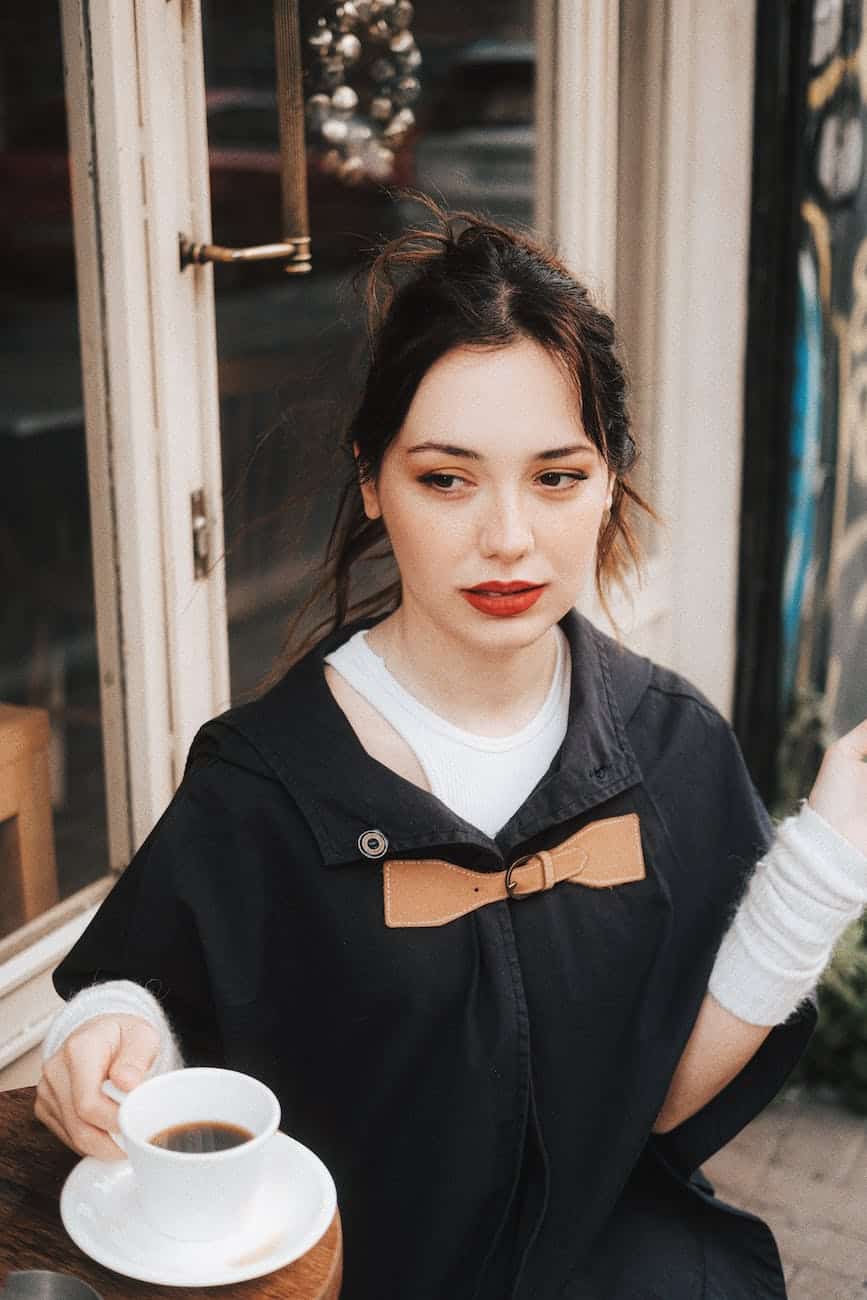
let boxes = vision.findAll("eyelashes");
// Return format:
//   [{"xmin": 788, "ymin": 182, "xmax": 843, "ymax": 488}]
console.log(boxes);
[
  {"xmin": 536, "ymin": 471, "xmax": 589, "ymax": 488},
  {"xmin": 417, "ymin": 471, "xmax": 589, "ymax": 493},
  {"xmin": 418, "ymin": 473, "xmax": 463, "ymax": 490}
]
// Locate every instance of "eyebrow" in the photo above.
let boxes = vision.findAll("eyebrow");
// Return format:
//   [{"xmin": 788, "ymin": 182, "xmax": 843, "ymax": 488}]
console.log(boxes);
[{"xmin": 405, "ymin": 440, "xmax": 594, "ymax": 460}]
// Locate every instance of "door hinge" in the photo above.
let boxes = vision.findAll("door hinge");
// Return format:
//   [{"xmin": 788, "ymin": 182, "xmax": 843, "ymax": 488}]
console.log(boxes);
[{"xmin": 190, "ymin": 489, "xmax": 210, "ymax": 580}]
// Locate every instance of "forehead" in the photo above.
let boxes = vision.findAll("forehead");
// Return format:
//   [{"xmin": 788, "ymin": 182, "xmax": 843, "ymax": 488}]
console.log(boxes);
[{"xmin": 398, "ymin": 339, "xmax": 586, "ymax": 448}]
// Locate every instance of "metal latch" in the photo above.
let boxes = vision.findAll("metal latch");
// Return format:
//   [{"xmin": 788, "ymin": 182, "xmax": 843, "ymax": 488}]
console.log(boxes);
[{"xmin": 190, "ymin": 489, "xmax": 209, "ymax": 579}]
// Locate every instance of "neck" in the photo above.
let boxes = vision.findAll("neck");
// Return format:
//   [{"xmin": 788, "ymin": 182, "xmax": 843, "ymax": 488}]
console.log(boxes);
[{"xmin": 365, "ymin": 601, "xmax": 562, "ymax": 737}]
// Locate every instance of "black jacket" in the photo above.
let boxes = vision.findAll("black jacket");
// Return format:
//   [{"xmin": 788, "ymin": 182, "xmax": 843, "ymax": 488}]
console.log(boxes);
[{"xmin": 55, "ymin": 610, "xmax": 815, "ymax": 1299}]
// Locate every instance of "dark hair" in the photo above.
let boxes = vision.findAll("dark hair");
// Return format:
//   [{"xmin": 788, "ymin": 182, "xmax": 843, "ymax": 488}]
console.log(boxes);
[{"xmin": 267, "ymin": 194, "xmax": 652, "ymax": 681}]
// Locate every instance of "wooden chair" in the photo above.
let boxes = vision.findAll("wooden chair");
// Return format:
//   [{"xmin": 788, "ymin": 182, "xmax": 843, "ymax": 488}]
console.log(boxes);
[{"xmin": 0, "ymin": 703, "xmax": 59, "ymax": 936}]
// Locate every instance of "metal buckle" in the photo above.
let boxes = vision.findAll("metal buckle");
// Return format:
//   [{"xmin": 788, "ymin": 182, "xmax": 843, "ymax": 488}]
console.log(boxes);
[{"xmin": 505, "ymin": 855, "xmax": 532, "ymax": 896}]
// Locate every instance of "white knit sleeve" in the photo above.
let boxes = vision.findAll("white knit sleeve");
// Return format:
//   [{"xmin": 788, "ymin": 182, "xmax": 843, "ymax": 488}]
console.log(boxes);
[
  {"xmin": 42, "ymin": 979, "xmax": 183, "ymax": 1075},
  {"xmin": 708, "ymin": 802, "xmax": 867, "ymax": 1026}
]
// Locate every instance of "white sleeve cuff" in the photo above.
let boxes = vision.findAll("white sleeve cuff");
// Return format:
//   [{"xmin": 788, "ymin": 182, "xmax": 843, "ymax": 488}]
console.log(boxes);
[
  {"xmin": 42, "ymin": 979, "xmax": 183, "ymax": 1075},
  {"xmin": 708, "ymin": 803, "xmax": 867, "ymax": 1027}
]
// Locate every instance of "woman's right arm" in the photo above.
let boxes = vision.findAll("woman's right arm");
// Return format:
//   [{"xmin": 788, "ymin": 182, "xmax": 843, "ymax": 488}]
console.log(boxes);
[
  {"xmin": 37, "ymin": 736, "xmax": 274, "ymax": 1156},
  {"xmin": 36, "ymin": 980, "xmax": 183, "ymax": 1159},
  {"xmin": 40, "ymin": 764, "xmax": 226, "ymax": 1149}
]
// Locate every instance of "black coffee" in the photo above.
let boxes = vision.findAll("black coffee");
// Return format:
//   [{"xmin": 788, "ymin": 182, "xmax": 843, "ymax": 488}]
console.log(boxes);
[{"xmin": 148, "ymin": 1120, "xmax": 254, "ymax": 1153}]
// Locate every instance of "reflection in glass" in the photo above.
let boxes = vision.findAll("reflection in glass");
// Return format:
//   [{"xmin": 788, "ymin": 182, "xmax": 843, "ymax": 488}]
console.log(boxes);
[
  {"xmin": 0, "ymin": 4, "xmax": 109, "ymax": 938},
  {"xmin": 201, "ymin": 0, "xmax": 535, "ymax": 699}
]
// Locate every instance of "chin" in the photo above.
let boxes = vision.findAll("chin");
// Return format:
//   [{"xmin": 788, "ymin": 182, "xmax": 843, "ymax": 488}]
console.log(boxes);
[{"xmin": 455, "ymin": 603, "xmax": 562, "ymax": 647}]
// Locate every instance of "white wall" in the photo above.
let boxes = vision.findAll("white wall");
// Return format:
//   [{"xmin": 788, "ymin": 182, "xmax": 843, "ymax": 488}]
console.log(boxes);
[{"xmin": 613, "ymin": 2, "xmax": 753, "ymax": 712}]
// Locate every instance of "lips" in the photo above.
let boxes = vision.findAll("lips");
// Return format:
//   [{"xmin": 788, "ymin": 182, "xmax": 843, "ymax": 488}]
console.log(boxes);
[
  {"xmin": 461, "ymin": 581, "xmax": 546, "ymax": 617},
  {"xmin": 466, "ymin": 582, "xmax": 543, "ymax": 594}
]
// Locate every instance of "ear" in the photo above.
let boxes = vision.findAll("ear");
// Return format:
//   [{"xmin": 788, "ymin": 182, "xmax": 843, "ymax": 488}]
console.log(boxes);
[
  {"xmin": 353, "ymin": 441, "xmax": 382, "ymax": 521},
  {"xmin": 605, "ymin": 472, "xmax": 615, "ymax": 513}
]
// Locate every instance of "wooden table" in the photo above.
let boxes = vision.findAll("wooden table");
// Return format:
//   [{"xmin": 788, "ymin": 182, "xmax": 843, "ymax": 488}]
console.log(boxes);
[{"xmin": 0, "ymin": 1089, "xmax": 342, "ymax": 1298}]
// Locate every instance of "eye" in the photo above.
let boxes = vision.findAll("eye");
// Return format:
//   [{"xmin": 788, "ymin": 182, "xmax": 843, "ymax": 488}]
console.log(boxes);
[
  {"xmin": 418, "ymin": 472, "xmax": 466, "ymax": 491},
  {"xmin": 536, "ymin": 471, "xmax": 589, "ymax": 488}
]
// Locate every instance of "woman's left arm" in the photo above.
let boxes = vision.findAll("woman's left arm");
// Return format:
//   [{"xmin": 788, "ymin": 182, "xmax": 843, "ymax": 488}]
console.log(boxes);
[{"xmin": 654, "ymin": 718, "xmax": 867, "ymax": 1134}]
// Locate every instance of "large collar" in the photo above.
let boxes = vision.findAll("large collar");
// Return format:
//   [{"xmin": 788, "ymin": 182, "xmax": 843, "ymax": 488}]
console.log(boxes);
[{"xmin": 219, "ymin": 609, "xmax": 648, "ymax": 868}]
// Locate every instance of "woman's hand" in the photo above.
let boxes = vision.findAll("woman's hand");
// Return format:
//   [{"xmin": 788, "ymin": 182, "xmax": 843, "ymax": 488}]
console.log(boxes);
[
  {"xmin": 808, "ymin": 718, "xmax": 867, "ymax": 857},
  {"xmin": 35, "ymin": 1013, "xmax": 160, "ymax": 1160}
]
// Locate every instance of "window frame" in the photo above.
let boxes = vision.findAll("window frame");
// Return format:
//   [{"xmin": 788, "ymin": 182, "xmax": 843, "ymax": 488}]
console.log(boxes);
[{"xmin": 0, "ymin": 0, "xmax": 229, "ymax": 1084}]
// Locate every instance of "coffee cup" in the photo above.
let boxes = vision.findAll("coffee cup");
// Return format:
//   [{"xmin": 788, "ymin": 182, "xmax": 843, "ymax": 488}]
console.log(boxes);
[{"xmin": 104, "ymin": 1067, "xmax": 280, "ymax": 1242}]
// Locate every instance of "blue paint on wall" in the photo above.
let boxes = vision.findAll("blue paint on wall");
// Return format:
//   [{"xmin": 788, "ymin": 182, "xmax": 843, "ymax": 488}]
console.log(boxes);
[{"xmin": 781, "ymin": 246, "xmax": 823, "ymax": 706}]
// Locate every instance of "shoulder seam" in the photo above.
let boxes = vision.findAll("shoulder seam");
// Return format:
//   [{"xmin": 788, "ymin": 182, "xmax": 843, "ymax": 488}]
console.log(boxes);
[
  {"xmin": 173, "ymin": 746, "xmax": 315, "ymax": 845},
  {"xmin": 644, "ymin": 680, "xmax": 722, "ymax": 721}
]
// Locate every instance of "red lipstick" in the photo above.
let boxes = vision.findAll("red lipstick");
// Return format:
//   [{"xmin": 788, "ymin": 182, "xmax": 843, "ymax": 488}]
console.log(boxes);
[{"xmin": 461, "ymin": 581, "xmax": 546, "ymax": 617}]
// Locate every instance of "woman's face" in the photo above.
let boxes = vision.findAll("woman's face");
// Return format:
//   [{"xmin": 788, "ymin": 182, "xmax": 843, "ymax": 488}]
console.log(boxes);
[{"xmin": 358, "ymin": 338, "xmax": 613, "ymax": 654}]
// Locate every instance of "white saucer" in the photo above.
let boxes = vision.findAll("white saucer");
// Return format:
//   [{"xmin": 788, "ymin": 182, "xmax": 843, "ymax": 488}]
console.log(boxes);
[{"xmin": 60, "ymin": 1131, "xmax": 337, "ymax": 1287}]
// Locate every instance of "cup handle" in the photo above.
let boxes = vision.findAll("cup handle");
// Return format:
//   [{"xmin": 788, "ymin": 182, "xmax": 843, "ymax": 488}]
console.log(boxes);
[
  {"xmin": 101, "ymin": 1079, "xmax": 126, "ymax": 1105},
  {"xmin": 100, "ymin": 1079, "xmax": 128, "ymax": 1152}
]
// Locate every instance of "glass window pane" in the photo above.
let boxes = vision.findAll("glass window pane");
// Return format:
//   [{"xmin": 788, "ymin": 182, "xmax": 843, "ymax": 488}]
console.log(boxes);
[
  {"xmin": 201, "ymin": 0, "xmax": 535, "ymax": 700},
  {"xmin": 0, "ymin": 3, "xmax": 110, "ymax": 940}
]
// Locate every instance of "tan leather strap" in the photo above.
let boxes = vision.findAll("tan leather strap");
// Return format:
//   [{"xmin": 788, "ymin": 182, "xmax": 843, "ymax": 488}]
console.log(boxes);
[{"xmin": 383, "ymin": 814, "xmax": 645, "ymax": 928}]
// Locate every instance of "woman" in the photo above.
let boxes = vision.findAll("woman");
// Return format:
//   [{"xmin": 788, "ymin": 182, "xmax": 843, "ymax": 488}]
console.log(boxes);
[{"xmin": 36, "ymin": 204, "xmax": 867, "ymax": 1299}]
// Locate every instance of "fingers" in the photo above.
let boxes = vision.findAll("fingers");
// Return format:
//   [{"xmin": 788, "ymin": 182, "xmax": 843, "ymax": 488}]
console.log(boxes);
[
  {"xmin": 808, "ymin": 718, "xmax": 867, "ymax": 857},
  {"xmin": 64, "ymin": 1018, "xmax": 123, "ymax": 1133},
  {"xmin": 108, "ymin": 1017, "xmax": 160, "ymax": 1093},
  {"xmin": 37, "ymin": 1056, "xmax": 125, "ymax": 1161},
  {"xmin": 837, "ymin": 718, "xmax": 867, "ymax": 759},
  {"xmin": 65, "ymin": 1015, "xmax": 159, "ymax": 1126},
  {"xmin": 35, "ymin": 1013, "xmax": 159, "ymax": 1161},
  {"xmin": 34, "ymin": 1073, "xmax": 75, "ymax": 1149}
]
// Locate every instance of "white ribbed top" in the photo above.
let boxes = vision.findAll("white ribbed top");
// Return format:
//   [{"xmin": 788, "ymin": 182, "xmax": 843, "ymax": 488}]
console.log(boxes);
[{"xmin": 324, "ymin": 627, "xmax": 571, "ymax": 837}]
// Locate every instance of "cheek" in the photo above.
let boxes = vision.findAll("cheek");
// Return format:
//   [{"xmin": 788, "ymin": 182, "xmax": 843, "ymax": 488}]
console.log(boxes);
[
  {"xmin": 380, "ymin": 499, "xmax": 469, "ymax": 588},
  {"xmin": 376, "ymin": 487, "xmax": 428, "ymax": 553},
  {"xmin": 390, "ymin": 508, "xmax": 461, "ymax": 568},
  {"xmin": 548, "ymin": 498, "xmax": 608, "ymax": 560}
]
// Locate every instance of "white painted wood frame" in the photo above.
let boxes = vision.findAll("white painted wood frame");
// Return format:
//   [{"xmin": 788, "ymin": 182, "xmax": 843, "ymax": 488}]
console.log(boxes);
[
  {"xmin": 57, "ymin": 0, "xmax": 230, "ymax": 837},
  {"xmin": 535, "ymin": 0, "xmax": 620, "ymax": 310},
  {"xmin": 59, "ymin": 0, "xmax": 229, "ymax": 850},
  {"xmin": 0, "ymin": 0, "xmax": 230, "ymax": 1086},
  {"xmin": 536, "ymin": 0, "xmax": 757, "ymax": 718},
  {"xmin": 644, "ymin": 0, "xmax": 757, "ymax": 717},
  {"xmin": 132, "ymin": 0, "xmax": 231, "ymax": 791}
]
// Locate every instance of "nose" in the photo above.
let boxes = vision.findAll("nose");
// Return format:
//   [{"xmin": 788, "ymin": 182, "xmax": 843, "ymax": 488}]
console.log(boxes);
[{"xmin": 478, "ymin": 490, "xmax": 534, "ymax": 561}]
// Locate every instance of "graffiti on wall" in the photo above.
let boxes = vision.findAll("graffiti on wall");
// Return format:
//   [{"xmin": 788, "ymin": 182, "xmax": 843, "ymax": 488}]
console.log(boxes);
[{"xmin": 782, "ymin": 0, "xmax": 867, "ymax": 754}]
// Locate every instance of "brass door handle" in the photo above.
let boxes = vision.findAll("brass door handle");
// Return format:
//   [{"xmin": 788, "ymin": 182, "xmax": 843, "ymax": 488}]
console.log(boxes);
[{"xmin": 181, "ymin": 0, "xmax": 311, "ymax": 275}]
